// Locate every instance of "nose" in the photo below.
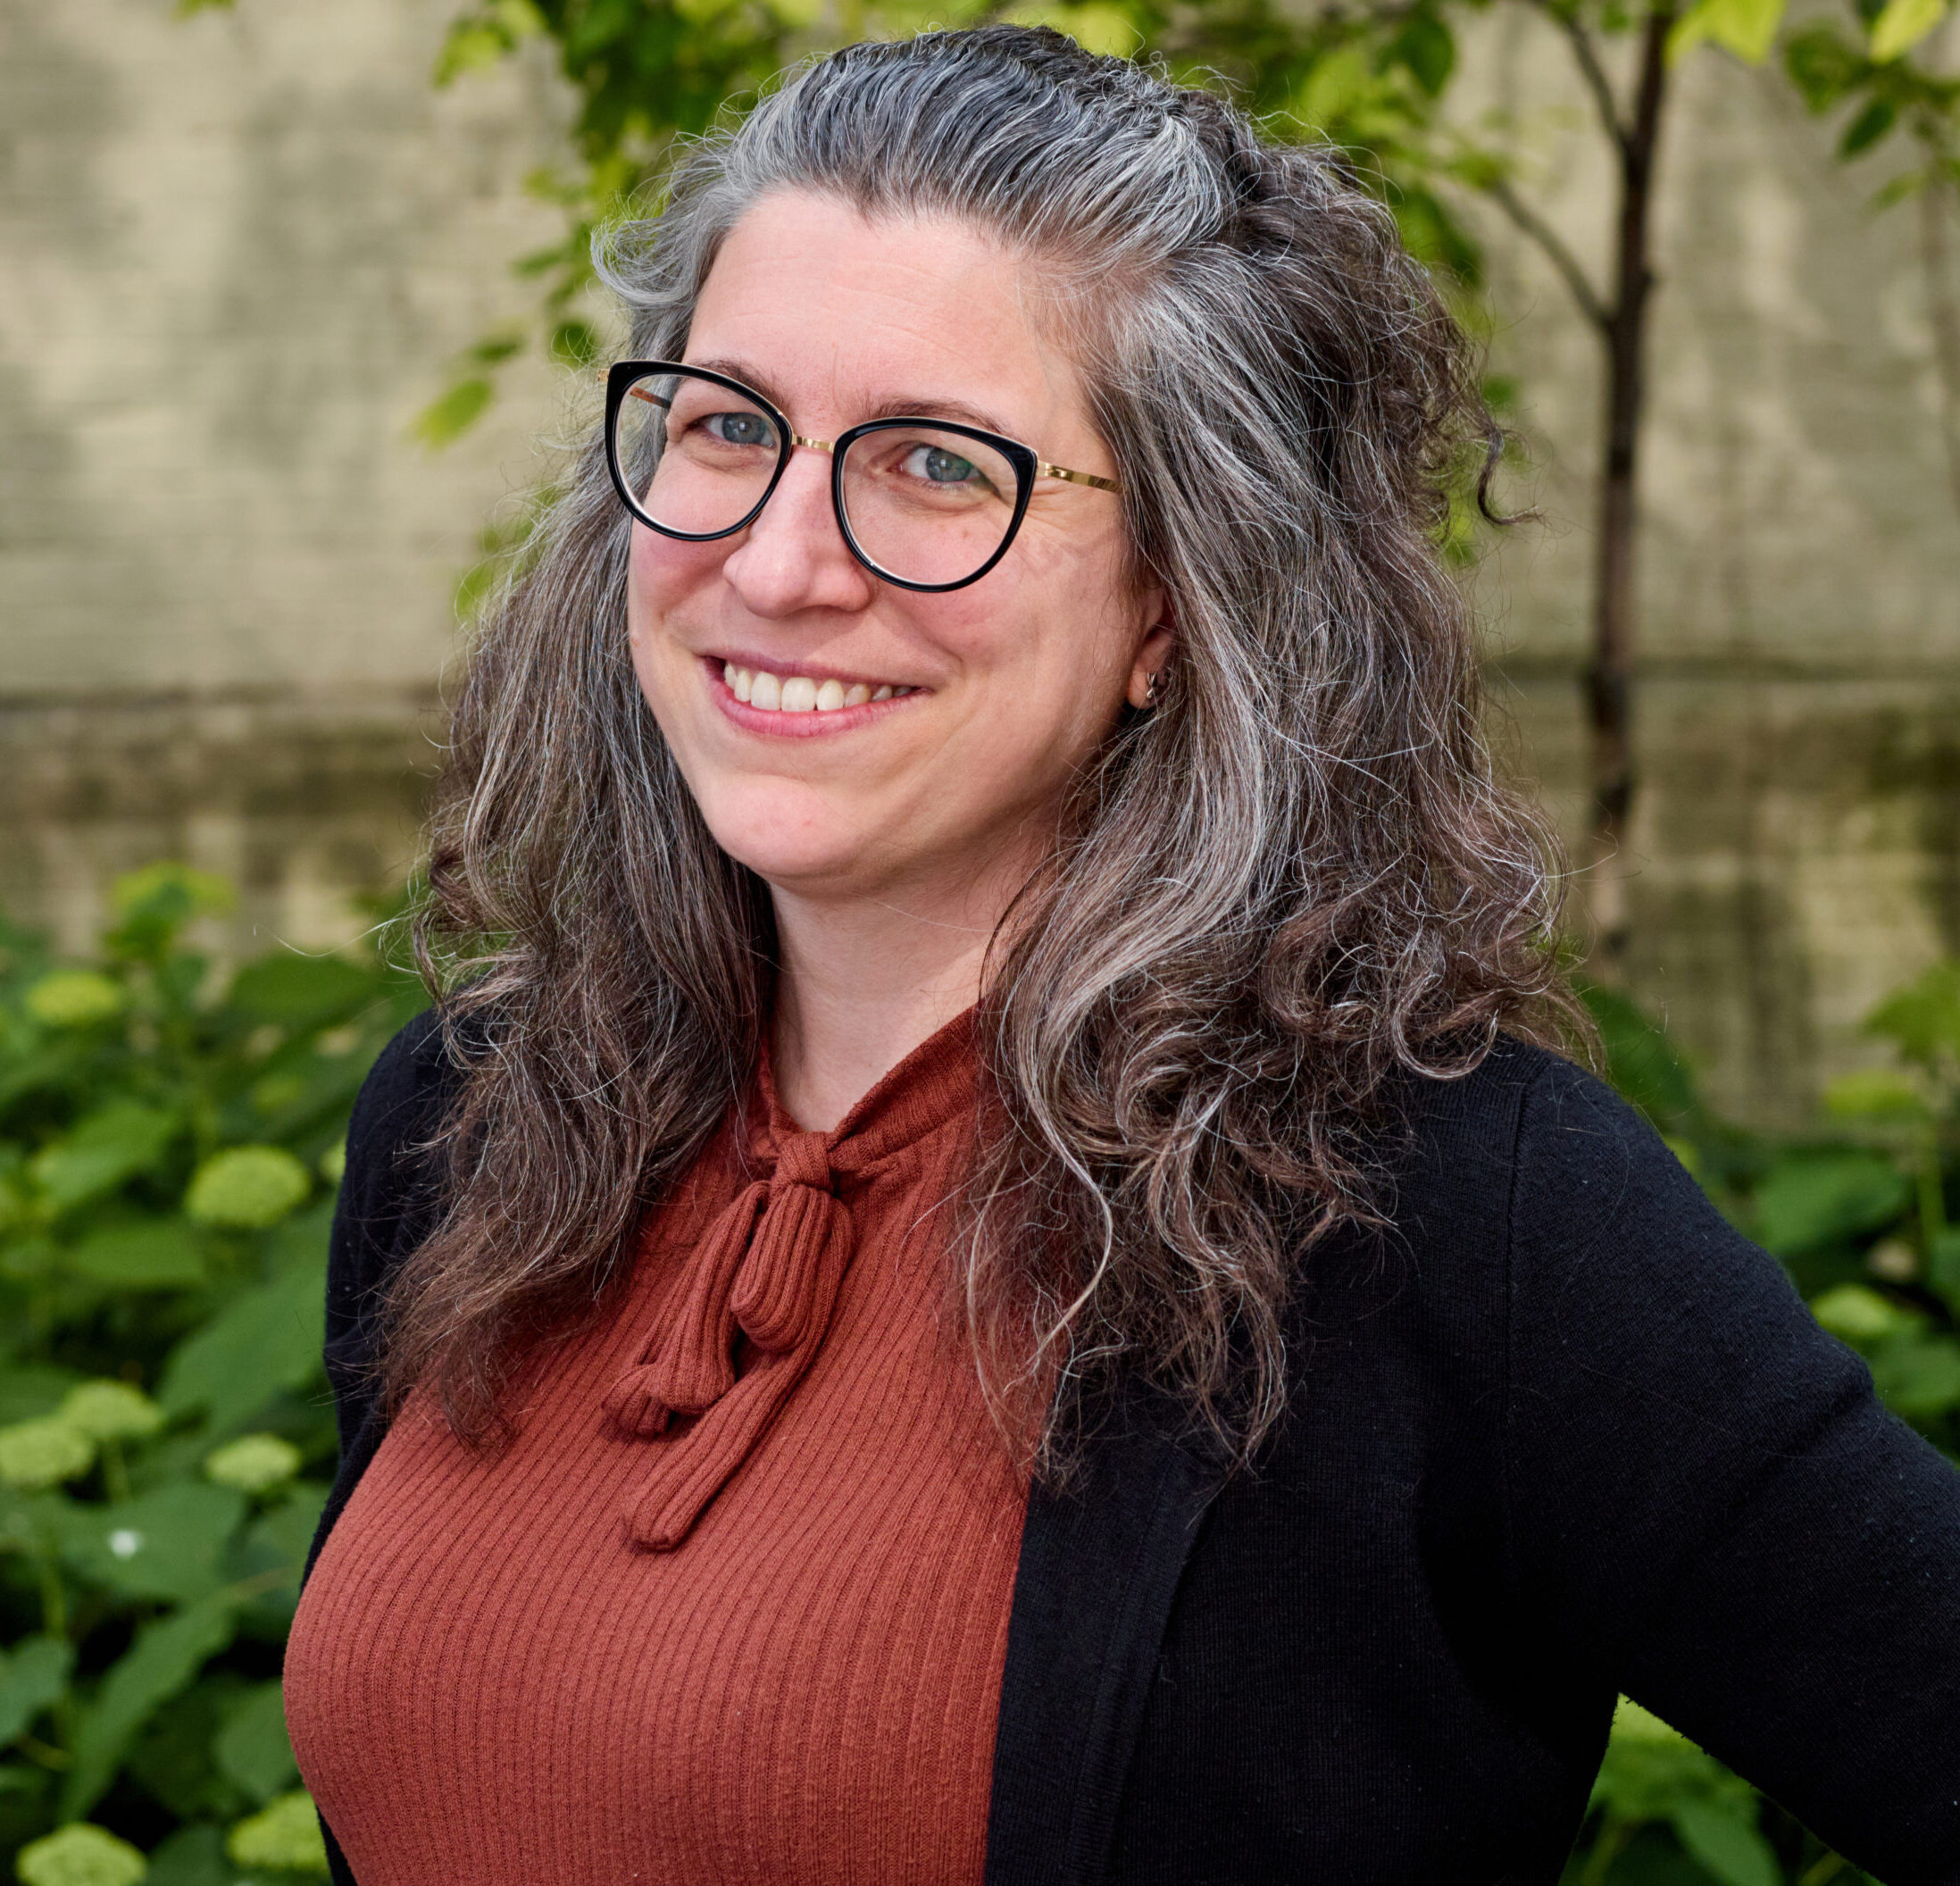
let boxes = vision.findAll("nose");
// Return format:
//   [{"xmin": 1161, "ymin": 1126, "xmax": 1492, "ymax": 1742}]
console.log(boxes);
[{"xmin": 719, "ymin": 443, "xmax": 878, "ymax": 618}]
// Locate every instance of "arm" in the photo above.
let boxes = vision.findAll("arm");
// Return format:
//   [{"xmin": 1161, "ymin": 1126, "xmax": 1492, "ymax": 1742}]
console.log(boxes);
[{"xmin": 1502, "ymin": 1058, "xmax": 1960, "ymax": 1882}]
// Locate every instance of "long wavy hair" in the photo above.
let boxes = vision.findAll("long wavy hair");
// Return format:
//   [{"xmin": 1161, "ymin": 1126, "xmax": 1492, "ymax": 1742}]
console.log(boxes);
[{"xmin": 386, "ymin": 24, "xmax": 1577, "ymax": 1473}]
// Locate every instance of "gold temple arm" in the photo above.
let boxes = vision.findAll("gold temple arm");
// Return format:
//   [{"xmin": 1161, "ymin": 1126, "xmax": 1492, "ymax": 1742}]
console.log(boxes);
[{"xmin": 1036, "ymin": 462, "xmax": 1119, "ymax": 491}]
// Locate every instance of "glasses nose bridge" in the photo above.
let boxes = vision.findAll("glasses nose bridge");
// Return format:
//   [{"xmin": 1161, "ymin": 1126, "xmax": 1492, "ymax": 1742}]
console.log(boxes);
[{"xmin": 744, "ymin": 423, "xmax": 847, "ymax": 558}]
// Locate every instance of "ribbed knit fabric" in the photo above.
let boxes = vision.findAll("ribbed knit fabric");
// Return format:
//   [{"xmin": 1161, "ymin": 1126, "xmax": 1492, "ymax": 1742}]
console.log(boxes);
[{"xmin": 283, "ymin": 1012, "xmax": 1026, "ymax": 1886}]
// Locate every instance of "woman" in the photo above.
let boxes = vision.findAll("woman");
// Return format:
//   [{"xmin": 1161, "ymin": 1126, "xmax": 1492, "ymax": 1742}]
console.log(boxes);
[{"xmin": 283, "ymin": 25, "xmax": 1960, "ymax": 1885}]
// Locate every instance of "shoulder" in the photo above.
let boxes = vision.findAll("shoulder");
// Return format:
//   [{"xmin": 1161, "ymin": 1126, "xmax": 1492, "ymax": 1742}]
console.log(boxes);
[
  {"xmin": 1376, "ymin": 1034, "xmax": 1656, "ymax": 1255},
  {"xmin": 1376, "ymin": 1034, "xmax": 1815, "ymax": 1368},
  {"xmin": 344, "ymin": 1005, "xmax": 462, "ymax": 1182}
]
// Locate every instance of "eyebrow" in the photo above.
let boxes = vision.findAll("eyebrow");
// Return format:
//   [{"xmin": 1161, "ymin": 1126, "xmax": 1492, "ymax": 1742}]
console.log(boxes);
[{"xmin": 685, "ymin": 357, "xmax": 1018, "ymax": 439}]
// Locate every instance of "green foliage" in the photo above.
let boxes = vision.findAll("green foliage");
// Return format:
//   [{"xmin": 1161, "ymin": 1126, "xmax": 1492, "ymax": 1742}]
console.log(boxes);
[
  {"xmin": 224, "ymin": 1791, "xmax": 328, "ymax": 1873},
  {"xmin": 0, "ymin": 867, "xmax": 425, "ymax": 1880},
  {"xmin": 15, "ymin": 1823, "xmax": 146, "ymax": 1886},
  {"xmin": 1785, "ymin": 0, "xmax": 1959, "ymax": 188}
]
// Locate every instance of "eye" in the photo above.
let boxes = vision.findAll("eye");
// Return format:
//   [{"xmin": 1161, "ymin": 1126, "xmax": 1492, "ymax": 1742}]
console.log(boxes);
[
  {"xmin": 902, "ymin": 444, "xmax": 988, "ymax": 489},
  {"xmin": 700, "ymin": 410, "xmax": 777, "ymax": 448}
]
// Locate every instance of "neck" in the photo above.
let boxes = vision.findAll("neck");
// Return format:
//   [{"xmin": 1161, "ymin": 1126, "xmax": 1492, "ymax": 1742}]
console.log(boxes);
[{"xmin": 767, "ymin": 849, "xmax": 1031, "ymax": 1132}]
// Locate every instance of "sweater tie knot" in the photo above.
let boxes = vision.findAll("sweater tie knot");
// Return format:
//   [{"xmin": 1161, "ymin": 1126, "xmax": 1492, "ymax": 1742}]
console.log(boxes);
[{"xmin": 604, "ymin": 1130, "xmax": 854, "ymax": 1550}]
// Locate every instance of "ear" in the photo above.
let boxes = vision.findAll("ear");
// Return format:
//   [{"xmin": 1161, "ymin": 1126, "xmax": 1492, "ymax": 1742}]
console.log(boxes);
[{"xmin": 1125, "ymin": 589, "xmax": 1177, "ymax": 710}]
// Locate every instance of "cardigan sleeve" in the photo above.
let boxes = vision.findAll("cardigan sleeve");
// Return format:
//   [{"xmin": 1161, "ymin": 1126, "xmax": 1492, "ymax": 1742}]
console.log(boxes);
[
  {"xmin": 1500, "ymin": 1055, "xmax": 1960, "ymax": 1882},
  {"xmin": 320, "ymin": 1006, "xmax": 455, "ymax": 1462}
]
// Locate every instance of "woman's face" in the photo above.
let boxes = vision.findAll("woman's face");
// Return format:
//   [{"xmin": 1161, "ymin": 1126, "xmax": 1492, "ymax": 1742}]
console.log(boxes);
[{"xmin": 626, "ymin": 189, "xmax": 1168, "ymax": 912}]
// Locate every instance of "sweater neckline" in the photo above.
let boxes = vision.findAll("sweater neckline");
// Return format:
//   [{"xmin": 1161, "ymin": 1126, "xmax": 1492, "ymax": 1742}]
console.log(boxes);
[{"xmin": 748, "ymin": 1004, "xmax": 979, "ymax": 1188}]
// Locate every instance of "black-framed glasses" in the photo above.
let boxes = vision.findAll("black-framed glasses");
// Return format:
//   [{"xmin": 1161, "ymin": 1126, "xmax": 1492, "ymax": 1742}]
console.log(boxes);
[{"xmin": 604, "ymin": 360, "xmax": 1120, "ymax": 594}]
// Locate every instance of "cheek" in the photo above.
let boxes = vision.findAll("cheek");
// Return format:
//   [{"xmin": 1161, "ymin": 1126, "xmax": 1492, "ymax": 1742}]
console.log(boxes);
[{"xmin": 628, "ymin": 528, "xmax": 723, "ymax": 641}]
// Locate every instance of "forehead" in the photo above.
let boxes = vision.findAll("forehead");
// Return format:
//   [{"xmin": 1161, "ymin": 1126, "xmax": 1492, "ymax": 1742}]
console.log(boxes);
[{"xmin": 685, "ymin": 190, "xmax": 1085, "ymax": 434}]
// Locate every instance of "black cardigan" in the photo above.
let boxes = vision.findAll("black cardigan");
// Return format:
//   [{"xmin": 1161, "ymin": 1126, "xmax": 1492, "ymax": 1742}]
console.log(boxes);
[{"xmin": 304, "ymin": 1013, "xmax": 1960, "ymax": 1885}]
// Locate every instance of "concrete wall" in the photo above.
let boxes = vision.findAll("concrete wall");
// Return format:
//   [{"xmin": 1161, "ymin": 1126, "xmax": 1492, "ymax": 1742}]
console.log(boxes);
[
  {"xmin": 0, "ymin": 0, "xmax": 566, "ymax": 951},
  {"xmin": 1456, "ymin": 11, "xmax": 1959, "ymax": 1118},
  {"xmin": 2, "ymin": 0, "xmax": 1956, "ymax": 1122}
]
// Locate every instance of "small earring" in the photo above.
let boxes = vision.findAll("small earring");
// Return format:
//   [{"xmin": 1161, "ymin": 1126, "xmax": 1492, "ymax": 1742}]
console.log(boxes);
[{"xmin": 1144, "ymin": 671, "xmax": 1162, "ymax": 708}]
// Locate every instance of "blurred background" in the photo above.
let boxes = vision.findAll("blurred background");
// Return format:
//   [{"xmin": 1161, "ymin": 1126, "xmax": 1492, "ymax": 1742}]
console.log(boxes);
[
  {"xmin": 5, "ymin": 0, "xmax": 1958, "ymax": 1122},
  {"xmin": 1, "ymin": 3, "xmax": 1956, "ymax": 1883}
]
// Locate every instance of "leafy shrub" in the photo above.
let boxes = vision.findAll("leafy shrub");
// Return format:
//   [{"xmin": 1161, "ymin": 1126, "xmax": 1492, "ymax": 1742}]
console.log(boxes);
[
  {"xmin": 0, "ymin": 870, "xmax": 1950, "ymax": 1883},
  {"xmin": 0, "ymin": 867, "xmax": 423, "ymax": 1882}
]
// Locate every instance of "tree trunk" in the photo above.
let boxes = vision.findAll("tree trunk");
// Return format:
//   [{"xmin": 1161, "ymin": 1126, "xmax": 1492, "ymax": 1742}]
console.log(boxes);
[{"xmin": 1586, "ymin": 1, "xmax": 1675, "ymax": 976}]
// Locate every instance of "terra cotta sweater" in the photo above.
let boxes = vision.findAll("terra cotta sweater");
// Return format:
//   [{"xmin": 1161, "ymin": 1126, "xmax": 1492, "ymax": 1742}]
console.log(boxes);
[{"xmin": 284, "ymin": 1011, "xmax": 1024, "ymax": 1886}]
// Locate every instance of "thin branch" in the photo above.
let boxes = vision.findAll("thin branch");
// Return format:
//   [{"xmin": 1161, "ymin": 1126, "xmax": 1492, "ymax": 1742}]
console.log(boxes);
[
  {"xmin": 1555, "ymin": 11, "xmax": 1632, "ymax": 158},
  {"xmin": 1481, "ymin": 172, "xmax": 1614, "ymax": 332}
]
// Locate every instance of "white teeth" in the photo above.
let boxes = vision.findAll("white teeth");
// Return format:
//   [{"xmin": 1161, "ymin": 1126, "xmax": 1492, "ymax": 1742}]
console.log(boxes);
[{"xmin": 728, "ymin": 666, "xmax": 914, "ymax": 714}]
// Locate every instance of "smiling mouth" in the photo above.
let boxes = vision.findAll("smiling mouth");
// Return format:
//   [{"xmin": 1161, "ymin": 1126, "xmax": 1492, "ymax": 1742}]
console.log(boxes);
[{"xmin": 721, "ymin": 661, "xmax": 922, "ymax": 714}]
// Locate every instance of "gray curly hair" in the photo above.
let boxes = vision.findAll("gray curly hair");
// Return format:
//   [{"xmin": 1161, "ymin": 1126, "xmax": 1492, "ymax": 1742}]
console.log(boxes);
[{"xmin": 391, "ymin": 24, "xmax": 1575, "ymax": 1473}]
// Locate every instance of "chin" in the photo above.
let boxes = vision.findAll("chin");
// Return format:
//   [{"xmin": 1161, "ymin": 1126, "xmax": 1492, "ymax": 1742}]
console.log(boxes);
[{"xmin": 694, "ymin": 788, "xmax": 896, "ymax": 895}]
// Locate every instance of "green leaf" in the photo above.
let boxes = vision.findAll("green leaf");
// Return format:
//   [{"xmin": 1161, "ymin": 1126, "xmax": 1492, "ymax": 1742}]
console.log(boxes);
[
  {"xmin": 238, "ymin": 1481, "xmax": 329, "ymax": 1587},
  {"xmin": 1871, "ymin": 1331, "xmax": 1960, "ymax": 1418},
  {"xmin": 1840, "ymin": 96, "xmax": 1900, "ymax": 155},
  {"xmin": 1870, "ymin": 0, "xmax": 1950, "ymax": 60},
  {"xmin": 67, "ymin": 1220, "xmax": 206, "ymax": 1289},
  {"xmin": 158, "ymin": 1262, "xmax": 327, "ymax": 1436},
  {"xmin": 205, "ymin": 1433, "xmax": 303, "ymax": 1494},
  {"xmin": 104, "ymin": 864, "xmax": 233, "ymax": 964},
  {"xmin": 23, "ymin": 972, "xmax": 125, "ymax": 1031},
  {"xmin": 142, "ymin": 1823, "xmax": 234, "ymax": 1886},
  {"xmin": 227, "ymin": 1789, "xmax": 329, "ymax": 1873},
  {"xmin": 184, "ymin": 1147, "xmax": 312, "ymax": 1231},
  {"xmin": 1754, "ymin": 1150, "xmax": 1909, "ymax": 1254},
  {"xmin": 62, "ymin": 1379, "xmax": 166, "ymax": 1441},
  {"xmin": 0, "ymin": 1364, "xmax": 84, "ymax": 1424},
  {"xmin": 998, "ymin": 1, "xmax": 1140, "ymax": 55},
  {"xmin": 1671, "ymin": 0, "xmax": 1789, "ymax": 64},
  {"xmin": 1810, "ymin": 1281, "xmax": 1910, "ymax": 1343},
  {"xmin": 412, "ymin": 376, "xmax": 495, "ymax": 447},
  {"xmin": 1928, "ymin": 1226, "xmax": 1960, "ymax": 1312},
  {"xmin": 265, "ymin": 1201, "xmax": 334, "ymax": 1280},
  {"xmin": 214, "ymin": 1681, "xmax": 299, "ymax": 1806},
  {"xmin": 1822, "ymin": 1065, "xmax": 1930, "ymax": 1125},
  {"xmin": 0, "ymin": 1415, "xmax": 96, "ymax": 1490},
  {"xmin": 1783, "ymin": 24, "xmax": 1871, "ymax": 111},
  {"xmin": 1591, "ymin": 1724, "xmax": 1728, "ymax": 1821},
  {"xmin": 0, "ymin": 1634, "xmax": 74, "ymax": 1743},
  {"xmin": 15, "ymin": 1823, "xmax": 148, "ymax": 1886},
  {"xmin": 226, "ymin": 954, "xmax": 376, "ymax": 1031},
  {"xmin": 1389, "ymin": 11, "xmax": 1455, "ymax": 96},
  {"xmin": 30, "ymin": 1101, "xmax": 179, "ymax": 1214},
  {"xmin": 1579, "ymin": 985, "xmax": 1702, "ymax": 1130},
  {"xmin": 61, "ymin": 1590, "xmax": 239, "ymax": 1819},
  {"xmin": 1669, "ymin": 1797, "xmax": 1781, "ymax": 1886},
  {"xmin": 547, "ymin": 320, "xmax": 601, "ymax": 369},
  {"xmin": 59, "ymin": 1481, "xmax": 249, "ymax": 1603},
  {"xmin": 1292, "ymin": 42, "xmax": 1377, "ymax": 136},
  {"xmin": 1864, "ymin": 961, "xmax": 1960, "ymax": 1066}
]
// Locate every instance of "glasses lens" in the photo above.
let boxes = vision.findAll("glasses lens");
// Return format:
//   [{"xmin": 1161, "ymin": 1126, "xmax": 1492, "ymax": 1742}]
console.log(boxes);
[
  {"xmin": 838, "ymin": 424, "xmax": 1022, "ymax": 587},
  {"xmin": 613, "ymin": 369, "xmax": 782, "ymax": 537}
]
